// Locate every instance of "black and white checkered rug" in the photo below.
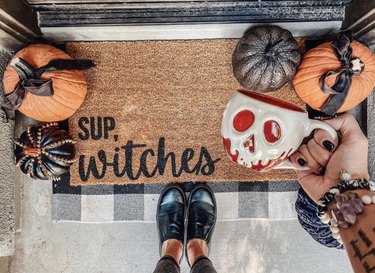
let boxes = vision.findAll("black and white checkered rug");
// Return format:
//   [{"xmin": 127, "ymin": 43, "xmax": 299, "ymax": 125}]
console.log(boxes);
[{"xmin": 52, "ymin": 173, "xmax": 300, "ymax": 222}]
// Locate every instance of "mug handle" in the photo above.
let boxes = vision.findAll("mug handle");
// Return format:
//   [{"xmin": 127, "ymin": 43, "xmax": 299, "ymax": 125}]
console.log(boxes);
[
  {"xmin": 304, "ymin": 119, "xmax": 338, "ymax": 142},
  {"xmin": 275, "ymin": 119, "xmax": 338, "ymax": 171}
]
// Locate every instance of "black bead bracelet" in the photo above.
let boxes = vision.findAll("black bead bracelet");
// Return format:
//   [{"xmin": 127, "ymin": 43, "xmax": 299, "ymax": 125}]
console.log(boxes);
[{"xmin": 316, "ymin": 171, "xmax": 370, "ymax": 221}]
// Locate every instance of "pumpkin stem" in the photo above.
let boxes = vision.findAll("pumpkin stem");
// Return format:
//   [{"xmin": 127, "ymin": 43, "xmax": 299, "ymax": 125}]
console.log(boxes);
[
  {"xmin": 265, "ymin": 39, "xmax": 284, "ymax": 56},
  {"xmin": 350, "ymin": 58, "xmax": 364, "ymax": 75},
  {"xmin": 24, "ymin": 147, "xmax": 41, "ymax": 157}
]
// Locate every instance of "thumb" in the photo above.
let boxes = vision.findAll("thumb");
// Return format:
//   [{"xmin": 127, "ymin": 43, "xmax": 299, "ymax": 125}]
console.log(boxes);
[{"xmin": 297, "ymin": 170, "xmax": 324, "ymax": 203}]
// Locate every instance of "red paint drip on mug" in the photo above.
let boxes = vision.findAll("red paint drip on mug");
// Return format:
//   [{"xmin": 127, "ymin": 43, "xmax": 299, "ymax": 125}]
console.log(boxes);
[
  {"xmin": 251, "ymin": 148, "xmax": 293, "ymax": 172},
  {"xmin": 223, "ymin": 138, "xmax": 239, "ymax": 162}
]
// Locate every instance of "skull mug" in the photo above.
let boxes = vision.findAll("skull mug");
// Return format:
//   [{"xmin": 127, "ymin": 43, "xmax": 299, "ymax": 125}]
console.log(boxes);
[{"xmin": 221, "ymin": 90, "xmax": 338, "ymax": 172}]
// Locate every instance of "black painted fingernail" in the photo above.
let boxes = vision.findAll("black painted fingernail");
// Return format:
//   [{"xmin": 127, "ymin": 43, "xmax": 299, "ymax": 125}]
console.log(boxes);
[
  {"xmin": 323, "ymin": 140, "xmax": 334, "ymax": 151},
  {"xmin": 298, "ymin": 158, "xmax": 307, "ymax": 166},
  {"xmin": 319, "ymin": 167, "xmax": 326, "ymax": 175}
]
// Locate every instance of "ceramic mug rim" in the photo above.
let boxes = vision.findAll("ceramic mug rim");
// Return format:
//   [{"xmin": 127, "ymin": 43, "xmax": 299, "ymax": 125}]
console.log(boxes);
[{"xmin": 237, "ymin": 89, "xmax": 306, "ymax": 114}]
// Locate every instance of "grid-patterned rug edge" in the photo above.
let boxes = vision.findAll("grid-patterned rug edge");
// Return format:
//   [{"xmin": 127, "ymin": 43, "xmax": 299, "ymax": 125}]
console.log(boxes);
[{"xmin": 52, "ymin": 173, "xmax": 300, "ymax": 222}]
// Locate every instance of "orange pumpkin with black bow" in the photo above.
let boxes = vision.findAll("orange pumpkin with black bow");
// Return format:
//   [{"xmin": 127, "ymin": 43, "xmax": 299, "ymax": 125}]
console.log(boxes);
[
  {"xmin": 2, "ymin": 44, "xmax": 95, "ymax": 121},
  {"xmin": 293, "ymin": 34, "xmax": 375, "ymax": 115}
]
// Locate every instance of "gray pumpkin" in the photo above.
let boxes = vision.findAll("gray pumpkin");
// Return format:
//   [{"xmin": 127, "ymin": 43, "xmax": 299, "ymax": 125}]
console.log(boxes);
[{"xmin": 232, "ymin": 25, "xmax": 301, "ymax": 92}]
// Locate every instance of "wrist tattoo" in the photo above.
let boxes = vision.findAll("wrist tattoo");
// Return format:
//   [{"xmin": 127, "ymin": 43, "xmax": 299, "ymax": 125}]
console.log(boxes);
[
  {"xmin": 350, "ymin": 228, "xmax": 375, "ymax": 272},
  {"xmin": 359, "ymin": 229, "xmax": 373, "ymax": 248}
]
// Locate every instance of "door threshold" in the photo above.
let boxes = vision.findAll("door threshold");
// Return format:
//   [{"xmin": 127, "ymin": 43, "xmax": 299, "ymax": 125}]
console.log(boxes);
[{"xmin": 42, "ymin": 22, "xmax": 343, "ymax": 43}]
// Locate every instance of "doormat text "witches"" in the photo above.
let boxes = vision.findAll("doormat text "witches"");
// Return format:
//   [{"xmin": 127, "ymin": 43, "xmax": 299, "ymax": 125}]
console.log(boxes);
[{"xmin": 77, "ymin": 117, "xmax": 221, "ymax": 182}]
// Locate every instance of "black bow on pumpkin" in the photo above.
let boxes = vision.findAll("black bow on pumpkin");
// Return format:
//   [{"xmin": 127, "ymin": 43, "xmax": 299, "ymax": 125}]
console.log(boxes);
[
  {"xmin": 319, "ymin": 32, "xmax": 365, "ymax": 115},
  {"xmin": 1, "ymin": 57, "xmax": 95, "ymax": 120}
]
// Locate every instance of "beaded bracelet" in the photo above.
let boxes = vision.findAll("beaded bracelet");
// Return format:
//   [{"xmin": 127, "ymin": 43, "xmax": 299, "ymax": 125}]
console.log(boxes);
[
  {"xmin": 316, "ymin": 170, "xmax": 370, "ymax": 222},
  {"xmin": 316, "ymin": 170, "xmax": 375, "ymax": 245}
]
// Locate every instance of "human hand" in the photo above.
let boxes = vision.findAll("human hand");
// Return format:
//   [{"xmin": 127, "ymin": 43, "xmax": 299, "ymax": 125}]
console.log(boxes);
[{"xmin": 290, "ymin": 113, "xmax": 369, "ymax": 203}]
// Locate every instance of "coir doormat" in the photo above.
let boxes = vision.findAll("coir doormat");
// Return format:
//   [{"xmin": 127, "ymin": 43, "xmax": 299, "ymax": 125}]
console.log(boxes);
[{"xmin": 66, "ymin": 40, "xmax": 304, "ymax": 186}]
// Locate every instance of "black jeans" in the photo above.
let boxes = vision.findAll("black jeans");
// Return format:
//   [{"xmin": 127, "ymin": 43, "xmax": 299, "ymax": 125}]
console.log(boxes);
[{"xmin": 153, "ymin": 255, "xmax": 217, "ymax": 273}]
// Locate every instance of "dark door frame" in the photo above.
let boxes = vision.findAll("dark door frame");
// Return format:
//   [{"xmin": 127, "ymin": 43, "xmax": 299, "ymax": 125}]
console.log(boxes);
[
  {"xmin": 343, "ymin": 0, "xmax": 375, "ymax": 38},
  {"xmin": 0, "ymin": 0, "xmax": 41, "ymax": 50}
]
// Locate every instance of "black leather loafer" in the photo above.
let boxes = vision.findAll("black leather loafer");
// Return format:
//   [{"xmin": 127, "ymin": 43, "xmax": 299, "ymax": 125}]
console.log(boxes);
[
  {"xmin": 156, "ymin": 183, "xmax": 186, "ymax": 260},
  {"xmin": 186, "ymin": 183, "xmax": 217, "ymax": 265}
]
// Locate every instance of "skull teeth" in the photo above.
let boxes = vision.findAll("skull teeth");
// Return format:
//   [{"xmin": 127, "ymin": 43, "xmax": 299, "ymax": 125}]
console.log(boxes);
[{"xmin": 262, "ymin": 159, "xmax": 270, "ymax": 166}]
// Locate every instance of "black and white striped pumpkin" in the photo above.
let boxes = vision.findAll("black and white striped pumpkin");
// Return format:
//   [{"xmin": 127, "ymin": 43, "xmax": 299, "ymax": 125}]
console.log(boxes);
[{"xmin": 14, "ymin": 123, "xmax": 75, "ymax": 181}]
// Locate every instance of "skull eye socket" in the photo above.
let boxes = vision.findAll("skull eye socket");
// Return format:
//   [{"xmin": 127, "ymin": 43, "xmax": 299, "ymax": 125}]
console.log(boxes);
[
  {"xmin": 233, "ymin": 110, "xmax": 255, "ymax": 132},
  {"xmin": 264, "ymin": 120, "xmax": 281, "ymax": 143}
]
